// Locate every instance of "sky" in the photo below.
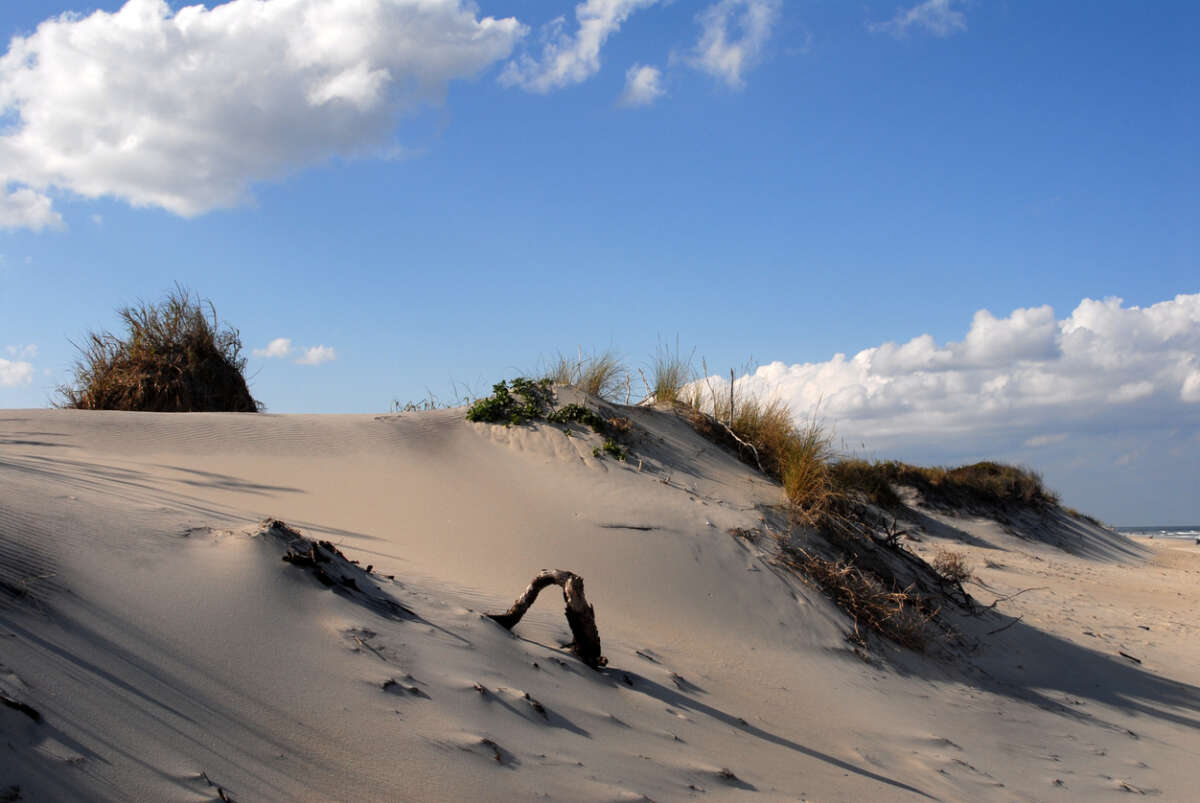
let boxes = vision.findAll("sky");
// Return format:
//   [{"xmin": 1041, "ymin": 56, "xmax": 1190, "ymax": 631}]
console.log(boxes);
[{"xmin": 0, "ymin": 0, "xmax": 1196, "ymax": 525}]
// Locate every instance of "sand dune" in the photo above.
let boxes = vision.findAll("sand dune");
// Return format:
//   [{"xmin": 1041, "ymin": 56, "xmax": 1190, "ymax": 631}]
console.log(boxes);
[{"xmin": 2, "ymin": 397, "xmax": 1198, "ymax": 801}]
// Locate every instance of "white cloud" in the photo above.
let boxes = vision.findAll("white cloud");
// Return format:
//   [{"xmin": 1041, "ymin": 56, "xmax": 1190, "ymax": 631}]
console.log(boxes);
[
  {"xmin": 0, "ymin": 186, "xmax": 63, "ymax": 231},
  {"xmin": 501, "ymin": 0, "xmax": 658, "ymax": 93},
  {"xmin": 296, "ymin": 345, "xmax": 336, "ymax": 366},
  {"xmin": 5, "ymin": 344, "xmax": 38, "ymax": 360},
  {"xmin": 698, "ymin": 294, "xmax": 1200, "ymax": 459},
  {"xmin": 0, "ymin": 0, "xmax": 523, "ymax": 228},
  {"xmin": 253, "ymin": 337, "xmax": 294, "ymax": 359},
  {"xmin": 0, "ymin": 358, "xmax": 33, "ymax": 386},
  {"xmin": 688, "ymin": 0, "xmax": 780, "ymax": 90},
  {"xmin": 1183, "ymin": 371, "xmax": 1200, "ymax": 403},
  {"xmin": 1024, "ymin": 433, "xmax": 1067, "ymax": 448},
  {"xmin": 620, "ymin": 64, "xmax": 665, "ymax": 106},
  {"xmin": 869, "ymin": 0, "xmax": 967, "ymax": 39}
]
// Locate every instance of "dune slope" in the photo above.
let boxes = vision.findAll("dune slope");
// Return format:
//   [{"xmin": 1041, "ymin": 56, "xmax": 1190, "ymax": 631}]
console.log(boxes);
[{"xmin": 1, "ymin": 400, "xmax": 1197, "ymax": 801}]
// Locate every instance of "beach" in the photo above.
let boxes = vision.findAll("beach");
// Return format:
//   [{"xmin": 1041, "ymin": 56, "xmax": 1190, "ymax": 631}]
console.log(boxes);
[{"xmin": 2, "ymin": 403, "xmax": 1198, "ymax": 801}]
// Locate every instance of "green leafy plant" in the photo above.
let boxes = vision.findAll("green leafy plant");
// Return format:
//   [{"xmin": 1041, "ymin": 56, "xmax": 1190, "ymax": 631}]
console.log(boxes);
[
  {"xmin": 595, "ymin": 438, "xmax": 627, "ymax": 461},
  {"xmin": 465, "ymin": 378, "xmax": 554, "ymax": 426},
  {"xmin": 547, "ymin": 403, "xmax": 608, "ymax": 434}
]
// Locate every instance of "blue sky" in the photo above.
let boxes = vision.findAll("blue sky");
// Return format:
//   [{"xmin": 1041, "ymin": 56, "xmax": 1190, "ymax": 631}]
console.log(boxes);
[{"xmin": 0, "ymin": 0, "xmax": 1196, "ymax": 524}]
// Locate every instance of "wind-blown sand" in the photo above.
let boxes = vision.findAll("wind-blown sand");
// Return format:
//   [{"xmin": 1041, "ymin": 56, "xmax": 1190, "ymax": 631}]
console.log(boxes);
[{"xmin": 2, "ymin": 397, "xmax": 1197, "ymax": 801}]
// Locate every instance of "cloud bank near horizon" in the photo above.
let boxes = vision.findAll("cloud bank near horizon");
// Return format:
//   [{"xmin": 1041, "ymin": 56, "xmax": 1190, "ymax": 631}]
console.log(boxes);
[
  {"xmin": 0, "ymin": 0, "xmax": 523, "ymax": 229},
  {"xmin": 707, "ymin": 294, "xmax": 1200, "ymax": 467}
]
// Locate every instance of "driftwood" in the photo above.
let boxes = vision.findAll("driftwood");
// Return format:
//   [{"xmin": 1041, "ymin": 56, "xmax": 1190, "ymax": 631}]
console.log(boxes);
[{"xmin": 487, "ymin": 570, "xmax": 607, "ymax": 669}]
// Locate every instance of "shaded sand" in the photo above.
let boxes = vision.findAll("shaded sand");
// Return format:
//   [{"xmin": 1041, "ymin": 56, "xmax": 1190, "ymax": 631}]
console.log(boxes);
[{"xmin": 1, "ymin": 398, "xmax": 1198, "ymax": 801}]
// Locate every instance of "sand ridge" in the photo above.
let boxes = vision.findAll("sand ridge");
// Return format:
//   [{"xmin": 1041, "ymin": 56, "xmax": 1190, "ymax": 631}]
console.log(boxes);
[{"xmin": 2, "ymin": 405, "xmax": 1198, "ymax": 800}]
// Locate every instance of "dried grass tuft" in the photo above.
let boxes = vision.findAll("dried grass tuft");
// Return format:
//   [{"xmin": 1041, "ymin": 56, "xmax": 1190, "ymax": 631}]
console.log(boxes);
[
  {"xmin": 932, "ymin": 548, "xmax": 972, "ymax": 584},
  {"xmin": 57, "ymin": 285, "xmax": 260, "ymax": 413},
  {"xmin": 781, "ymin": 545, "xmax": 932, "ymax": 650},
  {"xmin": 543, "ymin": 349, "xmax": 627, "ymax": 402}
]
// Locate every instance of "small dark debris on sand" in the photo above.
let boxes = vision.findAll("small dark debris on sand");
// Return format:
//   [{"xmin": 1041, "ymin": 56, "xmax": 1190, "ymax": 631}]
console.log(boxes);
[
  {"xmin": 382, "ymin": 679, "xmax": 429, "ymax": 699},
  {"xmin": 523, "ymin": 692, "xmax": 547, "ymax": 718},
  {"xmin": 266, "ymin": 519, "xmax": 412, "ymax": 617},
  {"xmin": 200, "ymin": 771, "xmax": 236, "ymax": 802},
  {"xmin": 0, "ymin": 693, "xmax": 41, "ymax": 722}
]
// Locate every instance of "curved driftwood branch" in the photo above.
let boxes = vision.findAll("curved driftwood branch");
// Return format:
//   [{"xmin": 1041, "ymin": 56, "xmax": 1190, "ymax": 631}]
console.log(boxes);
[{"xmin": 487, "ymin": 570, "xmax": 607, "ymax": 669}]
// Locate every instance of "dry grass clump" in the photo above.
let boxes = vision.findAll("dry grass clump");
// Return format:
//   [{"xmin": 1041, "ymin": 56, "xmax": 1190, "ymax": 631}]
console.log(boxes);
[
  {"xmin": 544, "ymin": 349, "xmax": 628, "ymax": 402},
  {"xmin": 780, "ymin": 545, "xmax": 932, "ymax": 649},
  {"xmin": 828, "ymin": 458, "xmax": 903, "ymax": 509},
  {"xmin": 57, "ymin": 286, "xmax": 260, "ymax": 413},
  {"xmin": 931, "ymin": 548, "xmax": 972, "ymax": 584},
  {"xmin": 673, "ymin": 371, "xmax": 838, "ymax": 521},
  {"xmin": 830, "ymin": 459, "xmax": 1059, "ymax": 511},
  {"xmin": 648, "ymin": 339, "xmax": 696, "ymax": 404}
]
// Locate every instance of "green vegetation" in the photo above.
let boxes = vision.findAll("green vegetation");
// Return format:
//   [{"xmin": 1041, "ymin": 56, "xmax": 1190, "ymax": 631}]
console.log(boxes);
[
  {"xmin": 57, "ymin": 285, "xmax": 260, "ymax": 413},
  {"xmin": 546, "ymin": 402, "xmax": 607, "ymax": 433},
  {"xmin": 465, "ymin": 378, "xmax": 554, "ymax": 426},
  {"xmin": 593, "ymin": 438, "xmax": 627, "ymax": 461},
  {"xmin": 467, "ymin": 376, "xmax": 634, "ymax": 462}
]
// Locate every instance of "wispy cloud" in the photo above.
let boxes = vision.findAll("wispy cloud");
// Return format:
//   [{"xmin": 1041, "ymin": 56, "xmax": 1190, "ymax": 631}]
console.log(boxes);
[
  {"xmin": 620, "ymin": 64, "xmax": 665, "ymax": 106},
  {"xmin": 0, "ymin": 0, "xmax": 523, "ymax": 229},
  {"xmin": 1024, "ymin": 433, "xmax": 1067, "ymax": 448},
  {"xmin": 296, "ymin": 345, "xmax": 336, "ymax": 366},
  {"xmin": 253, "ymin": 338, "xmax": 294, "ymax": 359},
  {"xmin": 502, "ymin": 0, "xmax": 658, "ymax": 93},
  {"xmin": 869, "ymin": 0, "xmax": 967, "ymax": 39},
  {"xmin": 687, "ymin": 0, "xmax": 781, "ymax": 90}
]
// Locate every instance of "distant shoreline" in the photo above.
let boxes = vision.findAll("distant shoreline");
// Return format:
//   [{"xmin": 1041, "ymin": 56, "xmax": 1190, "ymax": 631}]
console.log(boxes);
[{"xmin": 1119, "ymin": 526, "xmax": 1200, "ymax": 539}]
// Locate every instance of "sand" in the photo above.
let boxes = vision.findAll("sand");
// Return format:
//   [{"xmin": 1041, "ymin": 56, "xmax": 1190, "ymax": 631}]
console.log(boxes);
[{"xmin": 1, "ymin": 397, "xmax": 1198, "ymax": 801}]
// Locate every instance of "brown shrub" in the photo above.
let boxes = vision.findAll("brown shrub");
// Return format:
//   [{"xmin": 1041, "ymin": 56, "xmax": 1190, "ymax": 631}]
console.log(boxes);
[
  {"xmin": 932, "ymin": 548, "xmax": 972, "ymax": 584},
  {"xmin": 827, "ymin": 459, "xmax": 1059, "ymax": 511},
  {"xmin": 57, "ymin": 286, "xmax": 260, "ymax": 413},
  {"xmin": 781, "ymin": 545, "xmax": 932, "ymax": 650}
]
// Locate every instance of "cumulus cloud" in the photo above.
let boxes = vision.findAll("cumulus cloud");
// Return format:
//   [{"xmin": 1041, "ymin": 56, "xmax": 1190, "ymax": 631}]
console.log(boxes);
[
  {"xmin": 501, "ymin": 0, "xmax": 657, "ymax": 93},
  {"xmin": 701, "ymin": 294, "xmax": 1200, "ymax": 461},
  {"xmin": 254, "ymin": 337, "xmax": 294, "ymax": 359},
  {"xmin": 0, "ymin": 351, "xmax": 33, "ymax": 386},
  {"xmin": 688, "ymin": 0, "xmax": 780, "ymax": 89},
  {"xmin": 0, "ymin": 186, "xmax": 63, "ymax": 231},
  {"xmin": 620, "ymin": 64, "xmax": 665, "ymax": 106},
  {"xmin": 296, "ymin": 345, "xmax": 336, "ymax": 366},
  {"xmin": 0, "ymin": 0, "xmax": 523, "ymax": 228},
  {"xmin": 869, "ymin": 0, "xmax": 967, "ymax": 39},
  {"xmin": 5, "ymin": 344, "xmax": 37, "ymax": 360}
]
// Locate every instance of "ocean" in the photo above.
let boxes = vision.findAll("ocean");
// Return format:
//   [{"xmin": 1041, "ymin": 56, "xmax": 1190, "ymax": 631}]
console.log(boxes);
[{"xmin": 1117, "ymin": 525, "xmax": 1200, "ymax": 541}]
